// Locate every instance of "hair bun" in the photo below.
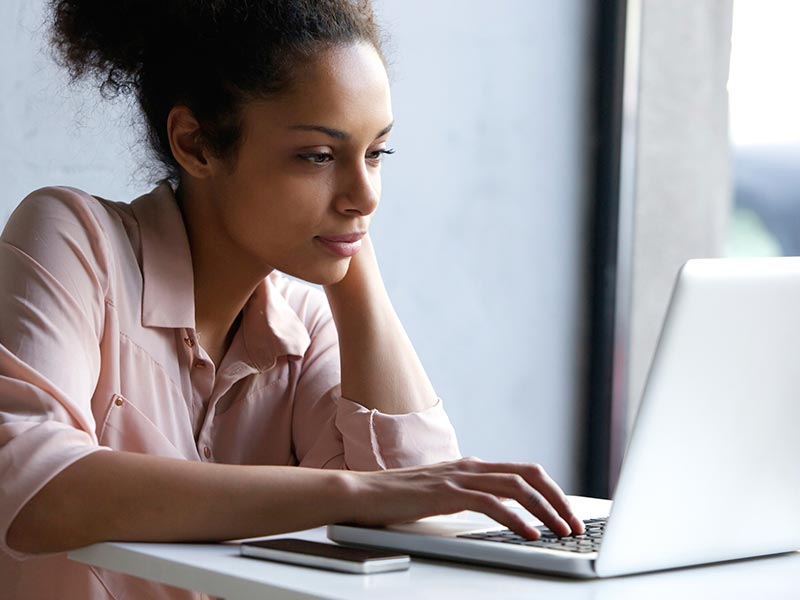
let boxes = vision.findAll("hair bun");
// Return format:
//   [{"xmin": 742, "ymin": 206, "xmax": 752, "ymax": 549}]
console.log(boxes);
[
  {"xmin": 48, "ymin": 0, "xmax": 171, "ymax": 97},
  {"xmin": 46, "ymin": 0, "xmax": 384, "ymax": 185}
]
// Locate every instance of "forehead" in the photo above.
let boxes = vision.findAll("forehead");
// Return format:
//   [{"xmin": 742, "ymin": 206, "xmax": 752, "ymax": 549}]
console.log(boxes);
[{"xmin": 243, "ymin": 42, "xmax": 392, "ymax": 141}]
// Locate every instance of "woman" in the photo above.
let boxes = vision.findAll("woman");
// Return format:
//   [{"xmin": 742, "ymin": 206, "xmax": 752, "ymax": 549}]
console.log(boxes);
[{"xmin": 0, "ymin": 1, "xmax": 583, "ymax": 597}]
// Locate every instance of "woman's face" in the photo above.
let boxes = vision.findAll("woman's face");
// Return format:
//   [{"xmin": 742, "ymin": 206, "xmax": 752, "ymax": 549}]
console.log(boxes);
[{"xmin": 202, "ymin": 42, "xmax": 393, "ymax": 285}]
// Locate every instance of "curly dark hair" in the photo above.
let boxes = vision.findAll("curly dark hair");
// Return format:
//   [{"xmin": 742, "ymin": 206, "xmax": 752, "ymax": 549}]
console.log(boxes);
[{"xmin": 47, "ymin": 0, "xmax": 385, "ymax": 185}]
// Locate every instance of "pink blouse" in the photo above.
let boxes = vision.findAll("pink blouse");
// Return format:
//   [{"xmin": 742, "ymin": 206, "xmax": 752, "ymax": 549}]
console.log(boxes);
[{"xmin": 0, "ymin": 182, "xmax": 460, "ymax": 599}]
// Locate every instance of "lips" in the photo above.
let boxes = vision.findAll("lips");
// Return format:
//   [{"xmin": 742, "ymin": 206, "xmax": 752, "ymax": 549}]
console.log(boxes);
[
  {"xmin": 317, "ymin": 232, "xmax": 366, "ymax": 244},
  {"xmin": 314, "ymin": 231, "xmax": 366, "ymax": 258}
]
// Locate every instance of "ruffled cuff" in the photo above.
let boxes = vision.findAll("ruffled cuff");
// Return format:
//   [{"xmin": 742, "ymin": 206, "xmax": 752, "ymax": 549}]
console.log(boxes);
[{"xmin": 334, "ymin": 394, "xmax": 461, "ymax": 471}]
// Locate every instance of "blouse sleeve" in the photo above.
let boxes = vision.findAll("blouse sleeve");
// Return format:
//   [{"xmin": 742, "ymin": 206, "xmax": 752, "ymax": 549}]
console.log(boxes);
[
  {"xmin": 0, "ymin": 188, "xmax": 112, "ymax": 559},
  {"xmin": 279, "ymin": 278, "xmax": 462, "ymax": 471}
]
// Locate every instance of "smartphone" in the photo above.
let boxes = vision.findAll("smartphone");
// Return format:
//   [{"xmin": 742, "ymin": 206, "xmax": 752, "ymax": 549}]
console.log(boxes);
[{"xmin": 239, "ymin": 538, "xmax": 410, "ymax": 574}]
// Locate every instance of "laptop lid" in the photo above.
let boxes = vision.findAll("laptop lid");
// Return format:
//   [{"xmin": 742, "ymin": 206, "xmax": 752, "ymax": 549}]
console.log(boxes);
[{"xmin": 595, "ymin": 257, "xmax": 800, "ymax": 576}]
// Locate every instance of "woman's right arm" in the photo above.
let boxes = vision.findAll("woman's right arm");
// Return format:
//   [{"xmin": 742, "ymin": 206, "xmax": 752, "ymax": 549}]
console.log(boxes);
[
  {"xmin": 8, "ymin": 450, "xmax": 580, "ymax": 554},
  {"xmin": 7, "ymin": 450, "xmax": 351, "ymax": 553}
]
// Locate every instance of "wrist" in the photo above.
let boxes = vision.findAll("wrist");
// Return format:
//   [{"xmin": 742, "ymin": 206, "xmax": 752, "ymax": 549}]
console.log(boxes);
[{"xmin": 332, "ymin": 469, "xmax": 369, "ymax": 524}]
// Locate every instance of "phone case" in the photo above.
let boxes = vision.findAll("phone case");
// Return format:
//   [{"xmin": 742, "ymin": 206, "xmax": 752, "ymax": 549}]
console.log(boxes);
[{"xmin": 240, "ymin": 538, "xmax": 411, "ymax": 574}]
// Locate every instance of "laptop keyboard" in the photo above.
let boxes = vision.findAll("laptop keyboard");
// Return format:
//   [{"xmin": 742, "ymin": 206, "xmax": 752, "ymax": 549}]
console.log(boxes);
[{"xmin": 456, "ymin": 517, "xmax": 607, "ymax": 554}]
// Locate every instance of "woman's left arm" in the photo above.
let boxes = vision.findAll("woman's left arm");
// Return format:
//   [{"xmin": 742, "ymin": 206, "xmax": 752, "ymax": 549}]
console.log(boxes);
[{"xmin": 323, "ymin": 235, "xmax": 437, "ymax": 415}]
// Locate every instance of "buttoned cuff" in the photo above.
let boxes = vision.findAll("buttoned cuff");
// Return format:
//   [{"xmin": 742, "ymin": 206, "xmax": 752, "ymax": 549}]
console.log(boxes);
[{"xmin": 334, "ymin": 394, "xmax": 461, "ymax": 471}]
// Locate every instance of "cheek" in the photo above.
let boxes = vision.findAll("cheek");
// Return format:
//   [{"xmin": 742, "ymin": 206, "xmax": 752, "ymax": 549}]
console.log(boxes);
[
  {"xmin": 226, "ymin": 195, "xmax": 325, "ymax": 258},
  {"xmin": 214, "ymin": 168, "xmax": 335, "ymax": 256}
]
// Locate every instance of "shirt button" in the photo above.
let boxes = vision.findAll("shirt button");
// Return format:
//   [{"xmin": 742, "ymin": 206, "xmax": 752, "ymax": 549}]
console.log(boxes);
[
  {"xmin": 194, "ymin": 360, "xmax": 206, "ymax": 369},
  {"xmin": 184, "ymin": 336, "xmax": 195, "ymax": 348},
  {"xmin": 203, "ymin": 446, "xmax": 211, "ymax": 459},
  {"xmin": 114, "ymin": 395, "xmax": 124, "ymax": 407}
]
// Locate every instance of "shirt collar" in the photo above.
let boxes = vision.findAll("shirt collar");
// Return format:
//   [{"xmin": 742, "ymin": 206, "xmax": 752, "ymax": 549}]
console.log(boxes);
[
  {"xmin": 131, "ymin": 180, "xmax": 195, "ymax": 329},
  {"xmin": 241, "ymin": 274, "xmax": 312, "ymax": 368},
  {"xmin": 131, "ymin": 181, "xmax": 311, "ymax": 364}
]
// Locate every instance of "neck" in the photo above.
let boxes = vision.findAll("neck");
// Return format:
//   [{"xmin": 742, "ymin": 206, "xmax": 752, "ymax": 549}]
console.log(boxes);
[{"xmin": 175, "ymin": 180, "xmax": 270, "ymax": 362}]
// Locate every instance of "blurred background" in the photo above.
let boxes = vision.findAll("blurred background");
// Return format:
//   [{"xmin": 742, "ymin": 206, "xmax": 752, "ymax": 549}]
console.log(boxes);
[{"xmin": 726, "ymin": 0, "xmax": 800, "ymax": 258}]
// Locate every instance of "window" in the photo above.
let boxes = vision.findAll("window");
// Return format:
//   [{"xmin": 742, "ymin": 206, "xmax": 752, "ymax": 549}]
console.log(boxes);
[{"xmin": 726, "ymin": 0, "xmax": 800, "ymax": 257}]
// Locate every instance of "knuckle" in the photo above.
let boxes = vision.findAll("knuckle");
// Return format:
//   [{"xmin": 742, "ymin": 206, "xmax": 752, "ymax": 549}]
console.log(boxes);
[
  {"xmin": 481, "ymin": 494, "xmax": 502, "ymax": 512},
  {"xmin": 527, "ymin": 463, "xmax": 545, "ymax": 478},
  {"xmin": 430, "ymin": 480, "xmax": 461, "ymax": 513},
  {"xmin": 459, "ymin": 456, "xmax": 483, "ymax": 471},
  {"xmin": 472, "ymin": 492, "xmax": 498, "ymax": 511},
  {"xmin": 435, "ymin": 478, "xmax": 460, "ymax": 494},
  {"xmin": 506, "ymin": 473, "xmax": 527, "ymax": 491}
]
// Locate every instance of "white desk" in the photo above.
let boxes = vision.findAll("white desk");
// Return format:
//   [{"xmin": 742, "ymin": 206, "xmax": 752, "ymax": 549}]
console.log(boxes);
[{"xmin": 68, "ymin": 497, "xmax": 800, "ymax": 600}]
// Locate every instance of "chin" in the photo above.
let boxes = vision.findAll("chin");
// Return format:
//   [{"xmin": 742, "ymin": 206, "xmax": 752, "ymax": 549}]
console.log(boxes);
[{"xmin": 281, "ymin": 259, "xmax": 350, "ymax": 286}]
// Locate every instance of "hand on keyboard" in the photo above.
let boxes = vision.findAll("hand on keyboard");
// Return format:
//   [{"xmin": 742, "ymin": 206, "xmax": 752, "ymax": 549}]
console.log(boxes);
[
  {"xmin": 340, "ymin": 457, "xmax": 585, "ymax": 540},
  {"xmin": 459, "ymin": 517, "xmax": 607, "ymax": 553}
]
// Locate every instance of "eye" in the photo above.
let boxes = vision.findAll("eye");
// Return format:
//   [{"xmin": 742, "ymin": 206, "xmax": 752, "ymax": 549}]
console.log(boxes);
[
  {"xmin": 298, "ymin": 152, "xmax": 334, "ymax": 165},
  {"xmin": 366, "ymin": 148, "xmax": 396, "ymax": 163}
]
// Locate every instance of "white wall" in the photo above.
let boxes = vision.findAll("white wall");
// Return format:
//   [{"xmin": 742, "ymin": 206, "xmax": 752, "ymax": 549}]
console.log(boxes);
[
  {"xmin": 0, "ymin": 0, "xmax": 147, "ymax": 223},
  {"xmin": 372, "ymin": 1, "xmax": 593, "ymax": 491},
  {"xmin": 2, "ymin": 0, "xmax": 594, "ymax": 492}
]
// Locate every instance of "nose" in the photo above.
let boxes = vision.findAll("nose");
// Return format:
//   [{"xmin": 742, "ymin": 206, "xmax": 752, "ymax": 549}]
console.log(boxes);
[{"xmin": 333, "ymin": 162, "xmax": 380, "ymax": 217}]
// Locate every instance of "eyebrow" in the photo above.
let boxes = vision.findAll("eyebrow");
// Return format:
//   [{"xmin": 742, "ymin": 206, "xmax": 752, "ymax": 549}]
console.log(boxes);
[{"xmin": 288, "ymin": 121, "xmax": 394, "ymax": 141}]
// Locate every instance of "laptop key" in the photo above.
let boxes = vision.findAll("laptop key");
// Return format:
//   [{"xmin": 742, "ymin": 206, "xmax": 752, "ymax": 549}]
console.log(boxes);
[{"xmin": 456, "ymin": 518, "xmax": 607, "ymax": 554}]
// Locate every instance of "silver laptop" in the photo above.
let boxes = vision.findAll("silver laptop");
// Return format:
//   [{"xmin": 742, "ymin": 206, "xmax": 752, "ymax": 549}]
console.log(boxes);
[{"xmin": 329, "ymin": 257, "xmax": 800, "ymax": 578}]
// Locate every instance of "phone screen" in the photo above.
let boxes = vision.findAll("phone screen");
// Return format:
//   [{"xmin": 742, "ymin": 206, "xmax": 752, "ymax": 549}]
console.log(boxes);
[{"xmin": 244, "ymin": 538, "xmax": 406, "ymax": 563}]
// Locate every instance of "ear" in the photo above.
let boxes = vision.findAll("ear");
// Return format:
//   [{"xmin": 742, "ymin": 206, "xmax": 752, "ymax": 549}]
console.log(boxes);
[{"xmin": 166, "ymin": 105, "xmax": 215, "ymax": 178}]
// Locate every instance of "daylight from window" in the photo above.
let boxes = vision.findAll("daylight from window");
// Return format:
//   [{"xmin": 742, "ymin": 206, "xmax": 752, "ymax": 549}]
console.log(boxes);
[{"xmin": 726, "ymin": 0, "xmax": 800, "ymax": 257}]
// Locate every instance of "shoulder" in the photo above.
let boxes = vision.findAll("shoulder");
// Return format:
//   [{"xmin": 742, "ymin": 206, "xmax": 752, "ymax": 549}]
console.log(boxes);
[
  {"xmin": 8, "ymin": 184, "xmax": 109, "ymax": 219},
  {"xmin": 1, "ymin": 185, "xmax": 121, "ymax": 296},
  {"xmin": 3, "ymin": 185, "xmax": 120, "ymax": 246}
]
